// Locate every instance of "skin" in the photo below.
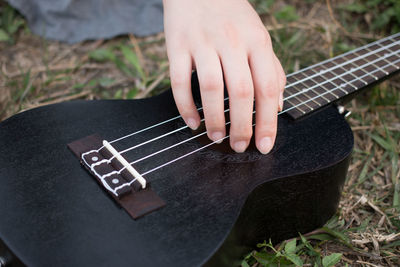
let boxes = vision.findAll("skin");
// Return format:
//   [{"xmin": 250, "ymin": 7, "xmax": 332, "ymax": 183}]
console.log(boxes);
[{"xmin": 163, "ymin": 0, "xmax": 286, "ymax": 154}]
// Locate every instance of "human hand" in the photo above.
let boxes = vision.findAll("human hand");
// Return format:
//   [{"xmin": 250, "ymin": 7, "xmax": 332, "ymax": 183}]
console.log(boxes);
[{"xmin": 163, "ymin": 0, "xmax": 286, "ymax": 154}]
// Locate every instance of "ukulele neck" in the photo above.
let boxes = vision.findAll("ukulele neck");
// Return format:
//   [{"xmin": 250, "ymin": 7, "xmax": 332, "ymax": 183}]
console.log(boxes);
[{"xmin": 283, "ymin": 33, "xmax": 400, "ymax": 119}]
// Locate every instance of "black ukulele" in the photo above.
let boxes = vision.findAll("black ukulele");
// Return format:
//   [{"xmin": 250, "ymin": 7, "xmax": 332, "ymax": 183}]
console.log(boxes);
[{"xmin": 0, "ymin": 33, "xmax": 399, "ymax": 267}]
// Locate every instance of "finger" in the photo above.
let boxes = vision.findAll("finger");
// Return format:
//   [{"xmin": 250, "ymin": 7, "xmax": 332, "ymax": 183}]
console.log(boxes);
[
  {"xmin": 249, "ymin": 48, "xmax": 280, "ymax": 154},
  {"xmin": 273, "ymin": 54, "xmax": 286, "ymax": 111},
  {"xmin": 168, "ymin": 50, "xmax": 200, "ymax": 130},
  {"xmin": 194, "ymin": 48, "xmax": 226, "ymax": 142},
  {"xmin": 273, "ymin": 54, "xmax": 286, "ymax": 90},
  {"xmin": 220, "ymin": 50, "xmax": 254, "ymax": 153},
  {"xmin": 278, "ymin": 91, "xmax": 283, "ymax": 112}
]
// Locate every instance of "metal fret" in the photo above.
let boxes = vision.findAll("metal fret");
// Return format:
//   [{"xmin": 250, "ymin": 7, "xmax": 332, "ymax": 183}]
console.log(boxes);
[
  {"xmin": 372, "ymin": 43, "xmax": 400, "ymax": 71},
  {"xmin": 285, "ymin": 32, "xmax": 399, "ymax": 79},
  {"xmin": 368, "ymin": 41, "xmax": 400, "ymax": 62},
  {"xmin": 323, "ymin": 60, "xmax": 366, "ymax": 90},
  {"xmin": 391, "ymin": 34, "xmax": 400, "ymax": 41},
  {"xmin": 306, "ymin": 67, "xmax": 348, "ymax": 95},
  {"xmin": 367, "ymin": 51, "xmax": 399, "ymax": 73},
  {"xmin": 341, "ymin": 55, "xmax": 378, "ymax": 80},
  {"xmin": 353, "ymin": 50, "xmax": 389, "ymax": 76},
  {"xmin": 283, "ymin": 35, "xmax": 400, "ymax": 91},
  {"xmin": 329, "ymin": 57, "xmax": 370, "ymax": 86},
  {"xmin": 283, "ymin": 34, "xmax": 400, "ymax": 119},
  {"xmin": 285, "ymin": 78, "xmax": 313, "ymax": 105},
  {"xmin": 285, "ymin": 75, "xmax": 315, "ymax": 112},
  {"xmin": 282, "ymin": 90, "xmax": 306, "ymax": 117},
  {"xmin": 312, "ymin": 64, "xmax": 357, "ymax": 94},
  {"xmin": 285, "ymin": 56, "xmax": 400, "ymax": 119},
  {"xmin": 293, "ymin": 72, "xmax": 332, "ymax": 102},
  {"xmin": 282, "ymin": 89, "xmax": 307, "ymax": 115},
  {"xmin": 317, "ymin": 65, "xmax": 357, "ymax": 93},
  {"xmin": 338, "ymin": 54, "xmax": 379, "ymax": 88},
  {"xmin": 306, "ymin": 66, "xmax": 354, "ymax": 99},
  {"xmin": 287, "ymin": 75, "xmax": 326, "ymax": 107},
  {"xmin": 381, "ymin": 57, "xmax": 400, "ymax": 73},
  {"xmin": 292, "ymin": 71, "xmax": 338, "ymax": 103}
]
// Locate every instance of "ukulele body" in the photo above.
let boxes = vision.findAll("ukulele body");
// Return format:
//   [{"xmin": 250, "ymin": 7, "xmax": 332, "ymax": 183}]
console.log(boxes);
[{"xmin": 0, "ymin": 85, "xmax": 353, "ymax": 266}]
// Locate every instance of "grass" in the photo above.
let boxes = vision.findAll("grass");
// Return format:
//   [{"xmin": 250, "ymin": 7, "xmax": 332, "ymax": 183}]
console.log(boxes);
[
  {"xmin": 242, "ymin": 84, "xmax": 400, "ymax": 266},
  {"xmin": 0, "ymin": 3, "xmax": 25, "ymax": 43},
  {"xmin": 1, "ymin": 0, "xmax": 400, "ymax": 266}
]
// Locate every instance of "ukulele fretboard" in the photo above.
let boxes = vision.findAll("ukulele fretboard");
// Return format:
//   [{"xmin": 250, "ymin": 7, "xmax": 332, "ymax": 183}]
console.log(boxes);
[{"xmin": 283, "ymin": 33, "xmax": 400, "ymax": 119}]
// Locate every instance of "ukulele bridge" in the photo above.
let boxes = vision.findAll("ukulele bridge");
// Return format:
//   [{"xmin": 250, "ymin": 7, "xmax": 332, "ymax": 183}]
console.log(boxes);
[
  {"xmin": 102, "ymin": 140, "xmax": 147, "ymax": 189},
  {"xmin": 68, "ymin": 134, "xmax": 165, "ymax": 219}
]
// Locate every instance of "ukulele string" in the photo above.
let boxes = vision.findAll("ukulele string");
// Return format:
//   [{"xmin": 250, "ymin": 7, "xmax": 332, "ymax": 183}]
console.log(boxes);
[
  {"xmin": 137, "ymin": 56, "xmax": 400, "ymax": 178},
  {"xmin": 111, "ymin": 107, "xmax": 229, "ymax": 157},
  {"xmin": 85, "ymin": 37, "xmax": 400, "ymax": 193},
  {"xmin": 83, "ymin": 32, "xmax": 400, "ymax": 159},
  {"xmin": 272, "ymin": 41, "xmax": 400, "ymax": 103},
  {"xmin": 93, "ymin": 43, "xmax": 400, "ymax": 169},
  {"xmin": 106, "ymin": 55, "xmax": 400, "ymax": 187},
  {"xmin": 89, "ymin": 37, "xmax": 400, "ymax": 167},
  {"xmin": 280, "ymin": 36, "xmax": 400, "ymax": 97},
  {"xmin": 93, "ymin": 45, "xmax": 400, "ymax": 191},
  {"xmin": 81, "ymin": 97, "xmax": 229, "ymax": 157}
]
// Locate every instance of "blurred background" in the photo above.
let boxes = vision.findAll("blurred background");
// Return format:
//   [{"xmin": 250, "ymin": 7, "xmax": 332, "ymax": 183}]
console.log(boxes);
[{"xmin": 0, "ymin": 0, "xmax": 399, "ymax": 266}]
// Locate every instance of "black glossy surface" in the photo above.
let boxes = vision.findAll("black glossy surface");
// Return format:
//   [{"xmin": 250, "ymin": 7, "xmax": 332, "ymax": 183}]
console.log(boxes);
[{"xmin": 0, "ymin": 86, "xmax": 353, "ymax": 266}]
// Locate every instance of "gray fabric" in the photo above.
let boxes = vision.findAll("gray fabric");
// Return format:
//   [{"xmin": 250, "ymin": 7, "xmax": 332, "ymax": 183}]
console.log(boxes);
[{"xmin": 7, "ymin": 0, "xmax": 164, "ymax": 43}]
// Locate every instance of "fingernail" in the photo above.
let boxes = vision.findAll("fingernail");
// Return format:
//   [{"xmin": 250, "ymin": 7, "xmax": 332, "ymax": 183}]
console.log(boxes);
[
  {"xmin": 259, "ymin": 137, "xmax": 272, "ymax": 154},
  {"xmin": 187, "ymin": 118, "xmax": 198, "ymax": 130},
  {"xmin": 279, "ymin": 93, "xmax": 283, "ymax": 111},
  {"xmin": 211, "ymin": 132, "xmax": 224, "ymax": 144},
  {"xmin": 233, "ymin": 141, "xmax": 247, "ymax": 153}
]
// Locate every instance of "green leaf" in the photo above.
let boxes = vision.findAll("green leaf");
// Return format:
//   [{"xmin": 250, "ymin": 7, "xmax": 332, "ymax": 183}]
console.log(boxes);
[
  {"xmin": 357, "ymin": 215, "xmax": 373, "ymax": 231},
  {"xmin": 87, "ymin": 79, "xmax": 98, "ymax": 88},
  {"xmin": 253, "ymin": 251, "xmax": 276, "ymax": 266},
  {"xmin": 126, "ymin": 88, "xmax": 138, "ymax": 99},
  {"xmin": 369, "ymin": 133, "xmax": 395, "ymax": 152},
  {"xmin": 364, "ymin": 152, "xmax": 389, "ymax": 184},
  {"xmin": 274, "ymin": 5, "xmax": 299, "ymax": 22},
  {"xmin": 256, "ymin": 240, "xmax": 269, "ymax": 248},
  {"xmin": 299, "ymin": 233, "xmax": 314, "ymax": 251},
  {"xmin": 0, "ymin": 29, "xmax": 10, "ymax": 42},
  {"xmin": 357, "ymin": 152, "xmax": 374, "ymax": 185},
  {"xmin": 257, "ymin": 239, "xmax": 276, "ymax": 251},
  {"xmin": 285, "ymin": 253, "xmax": 303, "ymax": 266},
  {"xmin": 394, "ymin": 181, "xmax": 400, "ymax": 209},
  {"xmin": 316, "ymin": 254, "xmax": 322, "ymax": 266},
  {"xmin": 98, "ymin": 77, "xmax": 115, "ymax": 87},
  {"xmin": 72, "ymin": 83, "xmax": 85, "ymax": 90},
  {"xmin": 113, "ymin": 57, "xmax": 133, "ymax": 77},
  {"xmin": 89, "ymin": 49, "xmax": 116, "ymax": 62},
  {"xmin": 382, "ymin": 240, "xmax": 400, "ymax": 249},
  {"xmin": 114, "ymin": 89, "xmax": 123, "ymax": 99},
  {"xmin": 286, "ymin": 31, "xmax": 302, "ymax": 47},
  {"xmin": 325, "ymin": 215, "xmax": 341, "ymax": 229},
  {"xmin": 322, "ymin": 253, "xmax": 342, "ymax": 267},
  {"xmin": 339, "ymin": 3, "xmax": 367, "ymax": 13},
  {"xmin": 391, "ymin": 151, "xmax": 399, "ymax": 185},
  {"xmin": 250, "ymin": 0, "xmax": 275, "ymax": 14},
  {"xmin": 307, "ymin": 233, "xmax": 335, "ymax": 241},
  {"xmin": 284, "ymin": 239, "xmax": 296, "ymax": 254},
  {"xmin": 241, "ymin": 259, "xmax": 250, "ymax": 267},
  {"xmin": 120, "ymin": 45, "xmax": 145, "ymax": 79},
  {"xmin": 320, "ymin": 227, "xmax": 351, "ymax": 247},
  {"xmin": 8, "ymin": 18, "xmax": 24, "ymax": 34}
]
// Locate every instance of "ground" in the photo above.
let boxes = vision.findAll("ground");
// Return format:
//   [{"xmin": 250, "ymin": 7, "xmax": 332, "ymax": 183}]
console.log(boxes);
[{"xmin": 0, "ymin": 0, "xmax": 399, "ymax": 266}]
